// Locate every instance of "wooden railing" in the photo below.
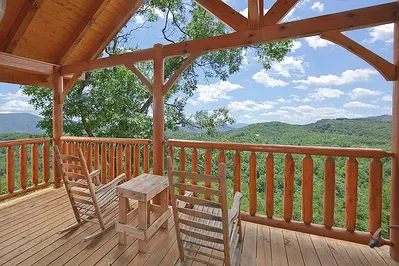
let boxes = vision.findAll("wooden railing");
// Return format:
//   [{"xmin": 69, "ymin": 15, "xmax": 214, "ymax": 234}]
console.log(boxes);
[
  {"xmin": 0, "ymin": 138, "xmax": 53, "ymax": 201},
  {"xmin": 166, "ymin": 139, "xmax": 393, "ymax": 246},
  {"xmin": 60, "ymin": 137, "xmax": 151, "ymax": 183}
]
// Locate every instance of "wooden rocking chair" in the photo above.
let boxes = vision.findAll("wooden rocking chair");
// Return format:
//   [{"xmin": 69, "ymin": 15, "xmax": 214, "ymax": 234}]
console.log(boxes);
[
  {"xmin": 167, "ymin": 156, "xmax": 243, "ymax": 266},
  {"xmin": 54, "ymin": 145, "xmax": 126, "ymax": 241}
]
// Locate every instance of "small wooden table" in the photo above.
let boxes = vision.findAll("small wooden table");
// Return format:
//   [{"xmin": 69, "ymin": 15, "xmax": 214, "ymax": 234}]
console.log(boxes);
[{"xmin": 116, "ymin": 173, "xmax": 171, "ymax": 252}]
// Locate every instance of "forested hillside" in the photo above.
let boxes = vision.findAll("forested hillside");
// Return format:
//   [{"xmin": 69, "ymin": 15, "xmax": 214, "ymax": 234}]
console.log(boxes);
[
  {"xmin": 0, "ymin": 113, "xmax": 43, "ymax": 134},
  {"xmin": 167, "ymin": 118, "xmax": 392, "ymax": 237}
]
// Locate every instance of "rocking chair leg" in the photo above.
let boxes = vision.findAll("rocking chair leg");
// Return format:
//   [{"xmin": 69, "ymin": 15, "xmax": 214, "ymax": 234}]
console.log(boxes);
[
  {"xmin": 82, "ymin": 221, "xmax": 116, "ymax": 242},
  {"xmin": 59, "ymin": 220, "xmax": 86, "ymax": 234}
]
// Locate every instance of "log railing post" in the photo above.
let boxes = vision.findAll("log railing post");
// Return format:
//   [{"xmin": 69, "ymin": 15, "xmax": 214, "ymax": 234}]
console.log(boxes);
[
  {"xmin": 284, "ymin": 154, "xmax": 294, "ymax": 222},
  {"xmin": 323, "ymin": 156, "xmax": 335, "ymax": 228},
  {"xmin": 302, "ymin": 154, "xmax": 313, "ymax": 225},
  {"xmin": 19, "ymin": 145, "xmax": 27, "ymax": 190},
  {"xmin": 125, "ymin": 145, "xmax": 131, "ymax": 181},
  {"xmin": 345, "ymin": 157, "xmax": 358, "ymax": 232},
  {"xmin": 249, "ymin": 152, "xmax": 257, "ymax": 216},
  {"xmin": 233, "ymin": 150, "xmax": 241, "ymax": 194},
  {"xmin": 6, "ymin": 147, "xmax": 14, "ymax": 194},
  {"xmin": 101, "ymin": 143, "xmax": 107, "ymax": 184},
  {"xmin": 43, "ymin": 142, "xmax": 50, "ymax": 183},
  {"xmin": 391, "ymin": 6, "xmax": 399, "ymax": 261},
  {"xmin": 369, "ymin": 158, "xmax": 382, "ymax": 234},
  {"xmin": 52, "ymin": 66, "xmax": 63, "ymax": 188},
  {"xmin": 266, "ymin": 153, "xmax": 274, "ymax": 219}
]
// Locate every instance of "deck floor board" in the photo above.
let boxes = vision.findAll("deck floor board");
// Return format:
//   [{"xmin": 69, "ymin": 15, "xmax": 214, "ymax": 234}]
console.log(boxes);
[{"xmin": 0, "ymin": 188, "xmax": 397, "ymax": 266}]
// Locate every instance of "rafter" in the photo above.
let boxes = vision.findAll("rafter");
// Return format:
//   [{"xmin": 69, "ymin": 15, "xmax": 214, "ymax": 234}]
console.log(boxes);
[
  {"xmin": 1, "ymin": 0, "xmax": 45, "ymax": 53},
  {"xmin": 57, "ymin": 0, "xmax": 110, "ymax": 64},
  {"xmin": 262, "ymin": 0, "xmax": 299, "ymax": 26},
  {"xmin": 0, "ymin": 52, "xmax": 57, "ymax": 75},
  {"xmin": 248, "ymin": 0, "xmax": 260, "ymax": 29},
  {"xmin": 61, "ymin": 3, "xmax": 396, "ymax": 76},
  {"xmin": 125, "ymin": 64, "xmax": 154, "ymax": 94},
  {"xmin": 195, "ymin": 0, "xmax": 248, "ymax": 31},
  {"xmin": 321, "ymin": 31, "xmax": 396, "ymax": 81}
]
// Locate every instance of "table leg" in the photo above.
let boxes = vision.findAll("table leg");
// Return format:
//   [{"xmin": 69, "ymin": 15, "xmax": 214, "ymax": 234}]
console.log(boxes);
[
  {"xmin": 138, "ymin": 201, "xmax": 148, "ymax": 252},
  {"xmin": 118, "ymin": 196, "xmax": 128, "ymax": 245},
  {"xmin": 160, "ymin": 188, "xmax": 169, "ymax": 228}
]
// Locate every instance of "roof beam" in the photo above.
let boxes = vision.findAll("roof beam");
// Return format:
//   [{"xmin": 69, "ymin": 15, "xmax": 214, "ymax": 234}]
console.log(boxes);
[
  {"xmin": 262, "ymin": 0, "xmax": 299, "ymax": 26},
  {"xmin": 0, "ymin": 68, "xmax": 51, "ymax": 87},
  {"xmin": 321, "ymin": 31, "xmax": 396, "ymax": 81},
  {"xmin": 0, "ymin": 52, "xmax": 57, "ymax": 75},
  {"xmin": 61, "ymin": 3, "xmax": 396, "ymax": 75},
  {"xmin": 248, "ymin": 0, "xmax": 260, "ymax": 29},
  {"xmin": 1, "ymin": 0, "xmax": 45, "ymax": 53},
  {"xmin": 195, "ymin": 0, "xmax": 248, "ymax": 31},
  {"xmin": 57, "ymin": 0, "xmax": 110, "ymax": 64}
]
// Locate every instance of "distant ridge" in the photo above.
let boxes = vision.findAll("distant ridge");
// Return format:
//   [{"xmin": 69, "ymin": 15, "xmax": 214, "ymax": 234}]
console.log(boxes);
[{"xmin": 0, "ymin": 113, "xmax": 43, "ymax": 134}]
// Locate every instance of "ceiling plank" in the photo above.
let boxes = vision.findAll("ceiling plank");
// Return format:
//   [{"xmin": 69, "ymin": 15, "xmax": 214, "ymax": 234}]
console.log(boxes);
[
  {"xmin": 57, "ymin": 0, "xmax": 110, "ymax": 64},
  {"xmin": 1, "ymin": 0, "xmax": 45, "ymax": 53},
  {"xmin": 0, "ymin": 52, "xmax": 57, "ymax": 75},
  {"xmin": 321, "ymin": 31, "xmax": 396, "ymax": 81},
  {"xmin": 262, "ymin": 0, "xmax": 299, "ymax": 26},
  {"xmin": 248, "ymin": 0, "xmax": 260, "ymax": 29},
  {"xmin": 61, "ymin": 3, "xmax": 396, "ymax": 75},
  {"xmin": 195, "ymin": 0, "xmax": 248, "ymax": 31}
]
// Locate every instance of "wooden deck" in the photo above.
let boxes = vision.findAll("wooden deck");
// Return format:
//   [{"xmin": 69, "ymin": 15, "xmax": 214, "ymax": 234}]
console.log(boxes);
[{"xmin": 0, "ymin": 188, "xmax": 397, "ymax": 266}]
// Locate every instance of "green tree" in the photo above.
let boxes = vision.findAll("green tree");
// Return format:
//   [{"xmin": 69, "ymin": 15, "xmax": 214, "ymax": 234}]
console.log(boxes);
[{"xmin": 23, "ymin": 1, "xmax": 292, "ymax": 138}]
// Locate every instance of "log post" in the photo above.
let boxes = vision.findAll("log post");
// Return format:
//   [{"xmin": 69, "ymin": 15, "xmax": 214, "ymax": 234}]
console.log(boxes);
[
  {"xmin": 391, "ymin": 8, "xmax": 399, "ymax": 260},
  {"xmin": 52, "ymin": 66, "xmax": 63, "ymax": 188}
]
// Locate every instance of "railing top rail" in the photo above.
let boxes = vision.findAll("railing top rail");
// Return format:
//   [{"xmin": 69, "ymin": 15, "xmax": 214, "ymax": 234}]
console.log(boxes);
[
  {"xmin": 61, "ymin": 136, "xmax": 152, "ymax": 145},
  {"xmin": 0, "ymin": 137, "xmax": 52, "ymax": 148},
  {"xmin": 166, "ymin": 139, "xmax": 393, "ymax": 158}
]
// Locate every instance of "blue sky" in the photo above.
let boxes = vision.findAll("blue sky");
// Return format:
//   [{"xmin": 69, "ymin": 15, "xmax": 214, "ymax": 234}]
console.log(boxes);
[{"xmin": 0, "ymin": 0, "xmax": 394, "ymax": 124}]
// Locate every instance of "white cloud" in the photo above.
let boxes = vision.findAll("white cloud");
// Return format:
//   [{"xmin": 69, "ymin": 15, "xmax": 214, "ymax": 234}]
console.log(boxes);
[
  {"xmin": 381, "ymin": 95, "xmax": 392, "ymax": 102},
  {"xmin": 228, "ymin": 100, "xmax": 274, "ymax": 112},
  {"xmin": 293, "ymin": 69, "xmax": 378, "ymax": 86},
  {"xmin": 252, "ymin": 70, "xmax": 288, "ymax": 88},
  {"xmin": 343, "ymin": 101, "xmax": 378, "ymax": 108},
  {"xmin": 309, "ymin": 88, "xmax": 344, "ymax": 100},
  {"xmin": 294, "ymin": 84, "xmax": 308, "ymax": 90},
  {"xmin": 271, "ymin": 56, "xmax": 305, "ymax": 78},
  {"xmin": 291, "ymin": 40, "xmax": 302, "ymax": 52},
  {"xmin": 291, "ymin": 94, "xmax": 311, "ymax": 103},
  {"xmin": 348, "ymin": 88, "xmax": 382, "ymax": 99},
  {"xmin": 197, "ymin": 80, "xmax": 243, "ymax": 103},
  {"xmin": 366, "ymin": 24, "xmax": 393, "ymax": 45},
  {"xmin": 0, "ymin": 89, "xmax": 30, "ymax": 101},
  {"xmin": 304, "ymin": 36, "xmax": 334, "ymax": 49},
  {"xmin": 0, "ymin": 100, "xmax": 37, "ymax": 113},
  {"xmin": 187, "ymin": 98, "xmax": 198, "ymax": 106},
  {"xmin": 134, "ymin": 8, "xmax": 165, "ymax": 25},
  {"xmin": 311, "ymin": 2, "xmax": 324, "ymax": 12}
]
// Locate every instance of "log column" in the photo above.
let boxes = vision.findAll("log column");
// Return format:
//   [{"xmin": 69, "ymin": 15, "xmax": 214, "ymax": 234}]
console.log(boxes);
[
  {"xmin": 391, "ymin": 7, "xmax": 399, "ymax": 260},
  {"xmin": 152, "ymin": 44, "xmax": 165, "ymax": 205},
  {"xmin": 52, "ymin": 66, "xmax": 63, "ymax": 188}
]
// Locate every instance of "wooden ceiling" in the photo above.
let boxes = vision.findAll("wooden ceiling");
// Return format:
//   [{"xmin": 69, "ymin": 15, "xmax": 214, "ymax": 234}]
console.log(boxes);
[{"xmin": 0, "ymin": 0, "xmax": 144, "ymax": 87}]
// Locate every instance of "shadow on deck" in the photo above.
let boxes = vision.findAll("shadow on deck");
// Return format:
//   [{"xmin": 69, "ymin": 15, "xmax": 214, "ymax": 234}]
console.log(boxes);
[{"xmin": 0, "ymin": 188, "xmax": 397, "ymax": 266}]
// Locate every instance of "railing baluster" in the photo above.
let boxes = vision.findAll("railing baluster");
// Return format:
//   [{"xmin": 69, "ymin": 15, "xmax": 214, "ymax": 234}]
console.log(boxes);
[
  {"xmin": 266, "ymin": 153, "xmax": 274, "ymax": 219},
  {"xmin": 218, "ymin": 150, "xmax": 226, "ymax": 202},
  {"xmin": 134, "ymin": 144, "xmax": 140, "ymax": 177},
  {"xmin": 284, "ymin": 153, "xmax": 294, "ymax": 222},
  {"xmin": 101, "ymin": 143, "xmax": 107, "ymax": 184},
  {"xmin": 42, "ymin": 142, "xmax": 50, "ymax": 183},
  {"xmin": 6, "ymin": 147, "xmax": 14, "ymax": 194},
  {"xmin": 323, "ymin": 156, "xmax": 335, "ymax": 228},
  {"xmin": 191, "ymin": 148, "xmax": 198, "ymax": 197},
  {"xmin": 249, "ymin": 152, "xmax": 257, "ymax": 216},
  {"xmin": 179, "ymin": 148, "xmax": 186, "ymax": 195},
  {"xmin": 74, "ymin": 142, "xmax": 79, "ymax": 174},
  {"xmin": 302, "ymin": 154, "xmax": 313, "ymax": 225},
  {"xmin": 31, "ymin": 143, "xmax": 39, "ymax": 186},
  {"xmin": 204, "ymin": 149, "xmax": 212, "ymax": 200},
  {"xmin": 125, "ymin": 145, "xmax": 131, "ymax": 181},
  {"xmin": 346, "ymin": 157, "xmax": 358, "ymax": 232},
  {"xmin": 369, "ymin": 158, "xmax": 382, "ymax": 234},
  {"xmin": 116, "ymin": 144, "xmax": 123, "ymax": 176},
  {"xmin": 87, "ymin": 143, "xmax": 93, "ymax": 172},
  {"xmin": 109, "ymin": 143, "xmax": 115, "ymax": 180},
  {"xmin": 144, "ymin": 144, "xmax": 149, "ymax": 173},
  {"xmin": 94, "ymin": 143, "xmax": 99, "ymax": 170},
  {"xmin": 234, "ymin": 150, "xmax": 241, "ymax": 194},
  {"xmin": 168, "ymin": 146, "xmax": 174, "ymax": 166},
  {"xmin": 62, "ymin": 141, "xmax": 67, "ymax": 154},
  {"xmin": 20, "ymin": 145, "xmax": 27, "ymax": 190}
]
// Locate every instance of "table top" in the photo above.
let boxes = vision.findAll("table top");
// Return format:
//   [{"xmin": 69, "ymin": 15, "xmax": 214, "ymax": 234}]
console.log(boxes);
[{"xmin": 116, "ymin": 173, "xmax": 169, "ymax": 202}]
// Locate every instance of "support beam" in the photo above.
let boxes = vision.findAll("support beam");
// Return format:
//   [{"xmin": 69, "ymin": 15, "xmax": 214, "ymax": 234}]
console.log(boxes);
[
  {"xmin": 162, "ymin": 53, "xmax": 202, "ymax": 95},
  {"xmin": 0, "ymin": 52, "xmax": 57, "ymax": 75},
  {"xmin": 262, "ymin": 0, "xmax": 299, "ymax": 25},
  {"xmin": 1, "ymin": 0, "xmax": 45, "ymax": 53},
  {"xmin": 125, "ymin": 64, "xmax": 154, "ymax": 94},
  {"xmin": 57, "ymin": 0, "xmax": 109, "ymax": 64},
  {"xmin": 321, "ymin": 31, "xmax": 396, "ymax": 81},
  {"xmin": 248, "ymin": 0, "xmax": 260, "ymax": 29},
  {"xmin": 52, "ymin": 67, "xmax": 63, "ymax": 188},
  {"xmin": 0, "ymin": 68, "xmax": 50, "ymax": 87},
  {"xmin": 61, "ymin": 3, "xmax": 396, "ymax": 76},
  {"xmin": 195, "ymin": 0, "xmax": 248, "ymax": 31},
  {"xmin": 391, "ymin": 6, "xmax": 399, "ymax": 262},
  {"xmin": 62, "ymin": 73, "xmax": 82, "ymax": 101}
]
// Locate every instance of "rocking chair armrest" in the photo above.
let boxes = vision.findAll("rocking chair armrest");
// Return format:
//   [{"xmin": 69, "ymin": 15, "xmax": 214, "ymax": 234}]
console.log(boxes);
[
  {"xmin": 96, "ymin": 173, "xmax": 126, "ymax": 193},
  {"xmin": 89, "ymin": 169, "xmax": 101, "ymax": 186},
  {"xmin": 229, "ymin": 192, "xmax": 243, "ymax": 223}
]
